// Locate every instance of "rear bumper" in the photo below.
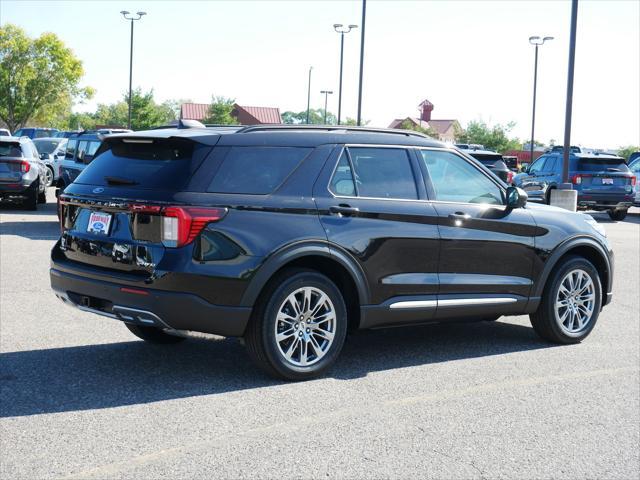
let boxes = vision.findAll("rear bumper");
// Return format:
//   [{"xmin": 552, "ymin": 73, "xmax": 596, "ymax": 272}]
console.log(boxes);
[
  {"xmin": 50, "ymin": 268, "xmax": 251, "ymax": 337},
  {"xmin": 577, "ymin": 194, "xmax": 633, "ymax": 210},
  {"xmin": 0, "ymin": 180, "xmax": 36, "ymax": 200}
]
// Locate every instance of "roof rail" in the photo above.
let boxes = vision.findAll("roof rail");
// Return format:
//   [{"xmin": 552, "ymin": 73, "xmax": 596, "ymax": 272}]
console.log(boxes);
[{"xmin": 236, "ymin": 124, "xmax": 432, "ymax": 139}]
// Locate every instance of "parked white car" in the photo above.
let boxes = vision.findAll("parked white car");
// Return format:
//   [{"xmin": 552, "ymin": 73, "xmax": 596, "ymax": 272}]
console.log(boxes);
[
  {"xmin": 32, "ymin": 137, "xmax": 68, "ymax": 187},
  {"xmin": 0, "ymin": 128, "xmax": 11, "ymax": 136}
]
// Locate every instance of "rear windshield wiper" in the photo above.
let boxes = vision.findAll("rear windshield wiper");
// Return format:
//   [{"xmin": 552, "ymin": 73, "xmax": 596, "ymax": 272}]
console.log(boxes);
[
  {"xmin": 606, "ymin": 167, "xmax": 621, "ymax": 172},
  {"xmin": 104, "ymin": 175, "xmax": 139, "ymax": 186}
]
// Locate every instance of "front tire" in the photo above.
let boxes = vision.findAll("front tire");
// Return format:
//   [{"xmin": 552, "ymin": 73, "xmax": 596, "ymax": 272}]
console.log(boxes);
[
  {"xmin": 44, "ymin": 166, "xmax": 54, "ymax": 187},
  {"xmin": 530, "ymin": 255, "xmax": 601, "ymax": 344},
  {"xmin": 608, "ymin": 209, "xmax": 627, "ymax": 221},
  {"xmin": 124, "ymin": 323, "xmax": 186, "ymax": 344},
  {"xmin": 245, "ymin": 269, "xmax": 348, "ymax": 380}
]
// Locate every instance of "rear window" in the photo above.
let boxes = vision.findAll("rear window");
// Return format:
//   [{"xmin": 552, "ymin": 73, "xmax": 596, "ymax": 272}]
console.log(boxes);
[
  {"xmin": 207, "ymin": 147, "xmax": 310, "ymax": 194},
  {"xmin": 33, "ymin": 139, "xmax": 61, "ymax": 155},
  {"xmin": 469, "ymin": 153, "xmax": 504, "ymax": 165},
  {"xmin": 0, "ymin": 141, "xmax": 22, "ymax": 157},
  {"xmin": 577, "ymin": 157, "xmax": 629, "ymax": 172},
  {"xmin": 74, "ymin": 138, "xmax": 211, "ymax": 190}
]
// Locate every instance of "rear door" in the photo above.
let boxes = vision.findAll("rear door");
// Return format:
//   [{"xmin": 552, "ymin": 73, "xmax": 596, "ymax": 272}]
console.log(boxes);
[
  {"xmin": 313, "ymin": 145, "xmax": 441, "ymax": 326},
  {"xmin": 417, "ymin": 148, "xmax": 538, "ymax": 318},
  {"xmin": 517, "ymin": 154, "xmax": 550, "ymax": 200}
]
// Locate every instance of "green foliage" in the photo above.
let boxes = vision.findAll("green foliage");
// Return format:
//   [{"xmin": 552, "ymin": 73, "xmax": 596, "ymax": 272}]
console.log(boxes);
[
  {"xmin": 203, "ymin": 96, "xmax": 237, "ymax": 125},
  {"xmin": 282, "ymin": 108, "xmax": 336, "ymax": 125},
  {"xmin": 399, "ymin": 119, "xmax": 439, "ymax": 139},
  {"xmin": 342, "ymin": 117, "xmax": 370, "ymax": 126},
  {"xmin": 455, "ymin": 120, "xmax": 521, "ymax": 153},
  {"xmin": 63, "ymin": 89, "xmax": 174, "ymax": 130},
  {"xmin": 617, "ymin": 145, "xmax": 640, "ymax": 161},
  {"xmin": 0, "ymin": 24, "xmax": 92, "ymax": 131}
]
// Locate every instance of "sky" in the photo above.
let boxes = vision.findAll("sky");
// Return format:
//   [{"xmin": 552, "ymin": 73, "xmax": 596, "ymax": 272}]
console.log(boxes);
[{"xmin": 1, "ymin": 0, "xmax": 639, "ymax": 148}]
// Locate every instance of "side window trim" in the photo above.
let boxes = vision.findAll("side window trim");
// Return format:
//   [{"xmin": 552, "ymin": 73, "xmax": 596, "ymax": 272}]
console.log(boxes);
[
  {"xmin": 417, "ymin": 147, "xmax": 506, "ymax": 206},
  {"xmin": 328, "ymin": 144, "xmax": 422, "ymax": 201}
]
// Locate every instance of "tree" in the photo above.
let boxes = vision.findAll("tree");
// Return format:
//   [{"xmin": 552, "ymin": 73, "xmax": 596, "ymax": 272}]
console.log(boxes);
[
  {"xmin": 203, "ymin": 96, "xmax": 237, "ymax": 124},
  {"xmin": 0, "ymin": 24, "xmax": 93, "ymax": 131},
  {"xmin": 617, "ymin": 145, "xmax": 640, "ymax": 161},
  {"xmin": 282, "ymin": 108, "xmax": 336, "ymax": 125},
  {"xmin": 399, "ymin": 119, "xmax": 439, "ymax": 139},
  {"xmin": 342, "ymin": 117, "xmax": 370, "ymax": 126},
  {"xmin": 455, "ymin": 120, "xmax": 521, "ymax": 153}
]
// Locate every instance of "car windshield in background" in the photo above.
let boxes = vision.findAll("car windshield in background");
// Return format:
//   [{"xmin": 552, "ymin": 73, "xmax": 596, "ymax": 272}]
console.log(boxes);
[
  {"xmin": 74, "ymin": 138, "xmax": 208, "ymax": 190},
  {"xmin": 468, "ymin": 153, "xmax": 504, "ymax": 165},
  {"xmin": 33, "ymin": 139, "xmax": 61, "ymax": 154},
  {"xmin": 577, "ymin": 157, "xmax": 629, "ymax": 172},
  {"xmin": 0, "ymin": 142, "xmax": 22, "ymax": 157}
]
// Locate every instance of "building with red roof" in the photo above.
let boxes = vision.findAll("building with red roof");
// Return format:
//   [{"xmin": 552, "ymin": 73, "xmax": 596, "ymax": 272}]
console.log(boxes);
[{"xmin": 180, "ymin": 103, "xmax": 282, "ymax": 125}]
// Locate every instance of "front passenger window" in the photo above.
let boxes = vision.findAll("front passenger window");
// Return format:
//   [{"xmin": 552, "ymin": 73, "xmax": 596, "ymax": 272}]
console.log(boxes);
[{"xmin": 420, "ymin": 150, "xmax": 503, "ymax": 205}]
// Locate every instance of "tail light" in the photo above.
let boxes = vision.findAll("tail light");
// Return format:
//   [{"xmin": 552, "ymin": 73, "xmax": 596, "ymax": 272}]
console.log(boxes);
[
  {"xmin": 630, "ymin": 176, "xmax": 637, "ymax": 187},
  {"xmin": 161, "ymin": 207, "xmax": 227, "ymax": 248},
  {"xmin": 506, "ymin": 171, "xmax": 514, "ymax": 184},
  {"xmin": 20, "ymin": 161, "xmax": 30, "ymax": 173},
  {"xmin": 571, "ymin": 174, "xmax": 592, "ymax": 185}
]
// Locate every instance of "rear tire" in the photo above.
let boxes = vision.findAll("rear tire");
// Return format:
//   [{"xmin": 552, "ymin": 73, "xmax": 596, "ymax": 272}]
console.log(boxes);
[
  {"xmin": 545, "ymin": 188, "xmax": 555, "ymax": 205},
  {"xmin": 38, "ymin": 190, "xmax": 47, "ymax": 204},
  {"xmin": 608, "ymin": 209, "xmax": 627, "ymax": 221},
  {"xmin": 530, "ymin": 255, "xmax": 601, "ymax": 344},
  {"xmin": 24, "ymin": 181, "xmax": 38, "ymax": 210},
  {"xmin": 245, "ymin": 268, "xmax": 348, "ymax": 380},
  {"xmin": 125, "ymin": 323, "xmax": 186, "ymax": 344},
  {"xmin": 44, "ymin": 166, "xmax": 54, "ymax": 187}
]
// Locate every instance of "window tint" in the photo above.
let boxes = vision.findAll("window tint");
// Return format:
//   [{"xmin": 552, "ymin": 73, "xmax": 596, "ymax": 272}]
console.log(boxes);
[
  {"xmin": 208, "ymin": 147, "xmax": 310, "ymax": 195},
  {"xmin": 577, "ymin": 157, "xmax": 630, "ymax": 172},
  {"xmin": 75, "ymin": 138, "xmax": 207, "ymax": 190},
  {"xmin": 329, "ymin": 151, "xmax": 356, "ymax": 196},
  {"xmin": 83, "ymin": 141, "xmax": 101, "ymax": 163},
  {"xmin": 420, "ymin": 150, "xmax": 503, "ymax": 205},
  {"xmin": 65, "ymin": 139, "xmax": 77, "ymax": 159},
  {"xmin": 76, "ymin": 140, "xmax": 88, "ymax": 163},
  {"xmin": 529, "ymin": 156, "xmax": 547, "ymax": 174},
  {"xmin": 348, "ymin": 147, "xmax": 417, "ymax": 199},
  {"xmin": 545, "ymin": 156, "xmax": 558, "ymax": 172},
  {"xmin": 0, "ymin": 142, "xmax": 22, "ymax": 157}
]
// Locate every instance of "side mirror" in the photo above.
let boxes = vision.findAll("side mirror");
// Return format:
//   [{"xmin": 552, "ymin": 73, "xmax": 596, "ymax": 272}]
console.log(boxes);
[
  {"xmin": 506, "ymin": 186, "xmax": 528, "ymax": 209},
  {"xmin": 39, "ymin": 152, "xmax": 47, "ymax": 160}
]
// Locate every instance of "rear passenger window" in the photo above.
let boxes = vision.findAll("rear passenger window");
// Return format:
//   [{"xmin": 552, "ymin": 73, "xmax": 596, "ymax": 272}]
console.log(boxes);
[
  {"xmin": 330, "ymin": 151, "xmax": 356, "ymax": 196},
  {"xmin": 348, "ymin": 147, "xmax": 417, "ymax": 199},
  {"xmin": 65, "ymin": 139, "xmax": 77, "ymax": 159},
  {"xmin": 208, "ymin": 147, "xmax": 311, "ymax": 195}
]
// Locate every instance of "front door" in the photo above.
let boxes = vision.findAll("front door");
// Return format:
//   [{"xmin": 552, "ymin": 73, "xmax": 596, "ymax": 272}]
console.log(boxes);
[
  {"xmin": 313, "ymin": 145, "xmax": 441, "ymax": 327},
  {"xmin": 416, "ymin": 148, "xmax": 539, "ymax": 319}
]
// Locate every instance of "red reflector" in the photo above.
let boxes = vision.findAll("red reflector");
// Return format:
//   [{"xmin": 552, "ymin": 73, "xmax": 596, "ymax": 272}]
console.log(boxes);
[
  {"xmin": 630, "ymin": 176, "xmax": 637, "ymax": 186},
  {"xmin": 120, "ymin": 287, "xmax": 149, "ymax": 296},
  {"xmin": 129, "ymin": 204, "xmax": 162, "ymax": 214},
  {"xmin": 20, "ymin": 161, "xmax": 30, "ymax": 173}
]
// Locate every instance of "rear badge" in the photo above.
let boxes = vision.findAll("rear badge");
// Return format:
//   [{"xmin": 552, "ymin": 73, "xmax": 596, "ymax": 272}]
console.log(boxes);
[{"xmin": 92, "ymin": 187, "xmax": 105, "ymax": 194}]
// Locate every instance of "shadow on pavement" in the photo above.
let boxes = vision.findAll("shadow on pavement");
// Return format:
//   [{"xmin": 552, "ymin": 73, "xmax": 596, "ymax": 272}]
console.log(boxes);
[
  {"xmin": 589, "ymin": 210, "xmax": 640, "ymax": 225},
  {"xmin": 0, "ymin": 319, "xmax": 553, "ymax": 417},
  {"xmin": 0, "ymin": 199, "xmax": 60, "ymax": 240}
]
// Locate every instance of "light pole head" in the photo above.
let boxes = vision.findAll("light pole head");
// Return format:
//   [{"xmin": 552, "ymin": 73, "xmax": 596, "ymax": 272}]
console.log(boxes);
[
  {"xmin": 530, "ymin": 35, "xmax": 553, "ymax": 45},
  {"xmin": 543, "ymin": 36, "xmax": 554, "ymax": 42},
  {"xmin": 334, "ymin": 24, "xmax": 357, "ymax": 34},
  {"xmin": 120, "ymin": 10, "xmax": 130, "ymax": 15},
  {"xmin": 137, "ymin": 11, "xmax": 147, "ymax": 16}
]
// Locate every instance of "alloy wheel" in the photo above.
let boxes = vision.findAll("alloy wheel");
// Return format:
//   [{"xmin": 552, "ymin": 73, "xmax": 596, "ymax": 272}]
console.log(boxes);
[
  {"xmin": 274, "ymin": 286, "xmax": 336, "ymax": 367},
  {"xmin": 44, "ymin": 167, "xmax": 54, "ymax": 187},
  {"xmin": 554, "ymin": 269, "xmax": 596, "ymax": 336}
]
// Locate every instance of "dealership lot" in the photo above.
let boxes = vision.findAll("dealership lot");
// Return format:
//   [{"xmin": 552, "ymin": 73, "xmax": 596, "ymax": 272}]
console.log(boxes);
[{"xmin": 1, "ymin": 191, "xmax": 638, "ymax": 479}]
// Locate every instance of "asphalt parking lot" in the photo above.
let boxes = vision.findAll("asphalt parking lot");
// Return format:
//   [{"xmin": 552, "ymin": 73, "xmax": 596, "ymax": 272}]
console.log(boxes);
[{"xmin": 1, "ymin": 190, "xmax": 639, "ymax": 479}]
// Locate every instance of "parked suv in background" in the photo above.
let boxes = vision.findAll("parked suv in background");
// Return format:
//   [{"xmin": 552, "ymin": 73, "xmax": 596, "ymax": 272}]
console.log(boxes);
[
  {"xmin": 0, "ymin": 136, "xmax": 47, "ymax": 209},
  {"xmin": 514, "ymin": 151, "xmax": 635, "ymax": 220},
  {"xmin": 628, "ymin": 157, "xmax": 640, "ymax": 206},
  {"xmin": 33, "ymin": 137, "xmax": 67, "ymax": 187},
  {"xmin": 12, "ymin": 127, "xmax": 59, "ymax": 139},
  {"xmin": 0, "ymin": 129, "xmax": 11, "ymax": 137},
  {"xmin": 463, "ymin": 148, "xmax": 513, "ymax": 183},
  {"xmin": 51, "ymin": 125, "xmax": 614, "ymax": 380},
  {"xmin": 57, "ymin": 131, "xmax": 105, "ymax": 193}
]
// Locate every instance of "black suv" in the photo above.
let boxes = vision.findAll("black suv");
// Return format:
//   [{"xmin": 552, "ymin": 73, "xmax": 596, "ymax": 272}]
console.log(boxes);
[{"xmin": 50, "ymin": 125, "xmax": 614, "ymax": 380}]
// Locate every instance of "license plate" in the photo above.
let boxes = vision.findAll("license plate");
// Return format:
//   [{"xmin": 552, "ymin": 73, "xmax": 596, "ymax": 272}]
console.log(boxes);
[
  {"xmin": 602, "ymin": 178, "xmax": 613, "ymax": 185},
  {"xmin": 87, "ymin": 211, "xmax": 112, "ymax": 235}
]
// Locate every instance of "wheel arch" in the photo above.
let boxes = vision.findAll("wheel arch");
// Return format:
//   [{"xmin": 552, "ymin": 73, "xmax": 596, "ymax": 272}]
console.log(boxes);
[
  {"xmin": 240, "ymin": 241, "xmax": 369, "ymax": 330},
  {"xmin": 532, "ymin": 236, "xmax": 611, "ymax": 306}
]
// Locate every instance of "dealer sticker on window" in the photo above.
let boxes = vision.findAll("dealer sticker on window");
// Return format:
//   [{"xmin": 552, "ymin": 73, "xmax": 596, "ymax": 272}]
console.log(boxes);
[{"xmin": 87, "ymin": 211, "xmax": 112, "ymax": 235}]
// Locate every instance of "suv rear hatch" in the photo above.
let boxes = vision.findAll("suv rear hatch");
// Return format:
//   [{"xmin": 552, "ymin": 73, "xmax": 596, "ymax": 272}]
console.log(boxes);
[
  {"xmin": 572, "ymin": 157, "xmax": 635, "ymax": 195},
  {"xmin": 57, "ymin": 136, "xmax": 222, "ymax": 278},
  {"xmin": 0, "ymin": 142, "xmax": 27, "ymax": 184}
]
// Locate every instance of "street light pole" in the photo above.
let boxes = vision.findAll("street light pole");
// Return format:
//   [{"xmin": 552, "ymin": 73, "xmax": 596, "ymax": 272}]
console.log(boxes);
[
  {"xmin": 356, "ymin": 0, "xmax": 366, "ymax": 126},
  {"xmin": 333, "ymin": 24, "xmax": 357, "ymax": 125},
  {"xmin": 320, "ymin": 90, "xmax": 334, "ymax": 124},
  {"xmin": 528, "ymin": 35, "xmax": 553, "ymax": 165},
  {"xmin": 562, "ymin": 0, "xmax": 579, "ymax": 185},
  {"xmin": 306, "ymin": 66, "xmax": 313, "ymax": 124},
  {"xmin": 121, "ymin": 11, "xmax": 146, "ymax": 130}
]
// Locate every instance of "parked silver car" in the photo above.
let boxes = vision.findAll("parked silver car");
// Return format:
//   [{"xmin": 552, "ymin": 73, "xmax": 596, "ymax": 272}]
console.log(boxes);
[
  {"xmin": 33, "ymin": 137, "xmax": 68, "ymax": 187},
  {"xmin": 0, "ymin": 136, "xmax": 48, "ymax": 209}
]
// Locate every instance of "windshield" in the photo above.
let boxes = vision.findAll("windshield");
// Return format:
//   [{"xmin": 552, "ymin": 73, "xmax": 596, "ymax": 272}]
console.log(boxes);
[
  {"xmin": 33, "ymin": 139, "xmax": 62, "ymax": 154},
  {"xmin": 0, "ymin": 142, "xmax": 22, "ymax": 157}
]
